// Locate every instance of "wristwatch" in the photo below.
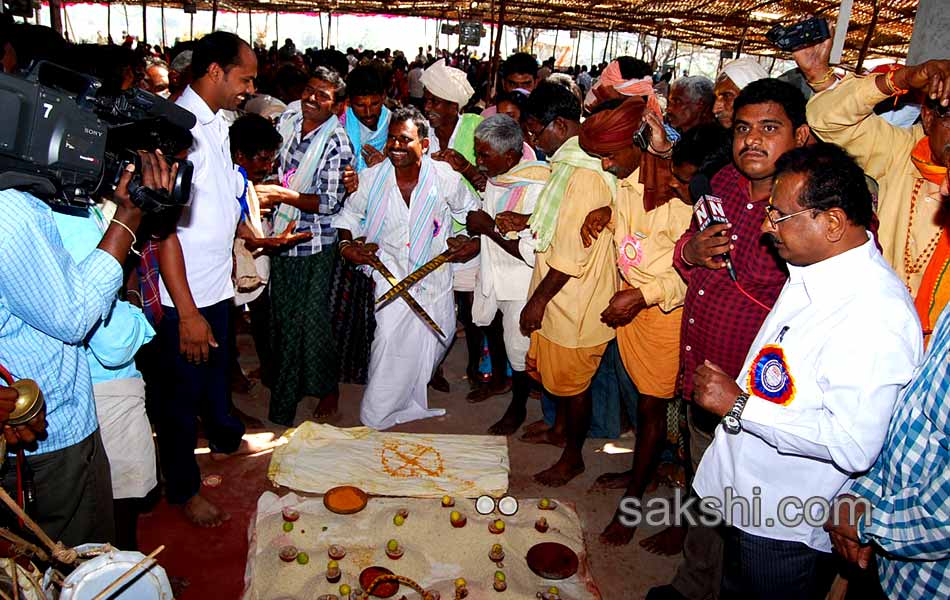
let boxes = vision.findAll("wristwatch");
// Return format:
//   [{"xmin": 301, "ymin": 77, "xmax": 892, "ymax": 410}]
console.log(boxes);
[{"xmin": 721, "ymin": 392, "xmax": 749, "ymax": 435}]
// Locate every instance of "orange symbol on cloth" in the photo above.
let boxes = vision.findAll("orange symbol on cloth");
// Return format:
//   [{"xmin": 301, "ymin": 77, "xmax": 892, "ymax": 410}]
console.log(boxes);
[{"xmin": 380, "ymin": 440, "xmax": 445, "ymax": 478}]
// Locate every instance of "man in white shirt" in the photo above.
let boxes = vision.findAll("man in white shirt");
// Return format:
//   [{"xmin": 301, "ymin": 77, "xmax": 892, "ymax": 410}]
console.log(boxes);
[
  {"xmin": 689, "ymin": 143, "xmax": 923, "ymax": 598},
  {"xmin": 157, "ymin": 31, "xmax": 257, "ymax": 528},
  {"xmin": 408, "ymin": 61, "xmax": 425, "ymax": 110},
  {"xmin": 332, "ymin": 108, "xmax": 479, "ymax": 429},
  {"xmin": 466, "ymin": 115, "xmax": 549, "ymax": 433}
]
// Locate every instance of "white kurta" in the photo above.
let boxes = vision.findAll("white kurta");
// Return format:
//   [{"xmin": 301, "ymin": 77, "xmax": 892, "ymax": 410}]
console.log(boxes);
[
  {"xmin": 472, "ymin": 162, "xmax": 549, "ymax": 370},
  {"xmin": 333, "ymin": 160, "xmax": 479, "ymax": 429}
]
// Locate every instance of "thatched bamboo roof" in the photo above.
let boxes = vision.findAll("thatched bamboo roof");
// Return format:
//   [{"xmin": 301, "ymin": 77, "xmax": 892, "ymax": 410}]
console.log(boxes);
[{"xmin": 136, "ymin": 0, "xmax": 920, "ymax": 61}]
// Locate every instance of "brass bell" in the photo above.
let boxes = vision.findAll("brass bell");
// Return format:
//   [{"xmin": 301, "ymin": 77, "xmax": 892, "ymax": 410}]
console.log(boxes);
[{"xmin": 0, "ymin": 380, "xmax": 44, "ymax": 456}]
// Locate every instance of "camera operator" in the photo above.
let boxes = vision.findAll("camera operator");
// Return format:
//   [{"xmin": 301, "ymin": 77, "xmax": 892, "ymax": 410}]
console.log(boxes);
[
  {"xmin": 0, "ymin": 152, "xmax": 176, "ymax": 547},
  {"xmin": 156, "ymin": 31, "xmax": 257, "ymax": 528}
]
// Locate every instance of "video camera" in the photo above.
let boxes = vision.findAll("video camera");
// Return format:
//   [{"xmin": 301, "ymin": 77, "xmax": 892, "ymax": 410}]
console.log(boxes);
[{"xmin": 0, "ymin": 61, "xmax": 195, "ymax": 212}]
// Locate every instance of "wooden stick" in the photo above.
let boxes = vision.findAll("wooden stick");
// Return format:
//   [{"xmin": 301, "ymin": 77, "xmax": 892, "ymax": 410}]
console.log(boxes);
[
  {"xmin": 0, "ymin": 486, "xmax": 56, "ymax": 556},
  {"xmin": 91, "ymin": 545, "xmax": 165, "ymax": 600},
  {"xmin": 0, "ymin": 528, "xmax": 48, "ymax": 562}
]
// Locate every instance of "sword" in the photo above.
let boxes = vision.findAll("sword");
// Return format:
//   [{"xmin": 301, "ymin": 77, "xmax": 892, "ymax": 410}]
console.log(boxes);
[
  {"xmin": 375, "ymin": 249, "xmax": 454, "ymax": 308},
  {"xmin": 368, "ymin": 256, "xmax": 445, "ymax": 338}
]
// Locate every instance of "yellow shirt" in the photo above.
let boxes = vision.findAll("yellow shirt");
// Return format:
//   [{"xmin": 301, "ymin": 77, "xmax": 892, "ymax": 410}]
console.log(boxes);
[
  {"xmin": 613, "ymin": 170, "xmax": 693, "ymax": 312},
  {"xmin": 806, "ymin": 74, "xmax": 943, "ymax": 297},
  {"xmin": 530, "ymin": 167, "xmax": 618, "ymax": 348}
]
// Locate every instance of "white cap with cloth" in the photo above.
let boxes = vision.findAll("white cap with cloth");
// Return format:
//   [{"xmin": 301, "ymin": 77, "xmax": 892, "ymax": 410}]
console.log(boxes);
[
  {"xmin": 719, "ymin": 57, "xmax": 770, "ymax": 89},
  {"xmin": 420, "ymin": 59, "xmax": 475, "ymax": 108}
]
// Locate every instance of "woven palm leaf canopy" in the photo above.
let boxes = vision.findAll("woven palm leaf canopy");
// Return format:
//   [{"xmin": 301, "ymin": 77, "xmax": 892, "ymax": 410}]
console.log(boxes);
[{"xmin": 118, "ymin": 0, "xmax": 920, "ymax": 63}]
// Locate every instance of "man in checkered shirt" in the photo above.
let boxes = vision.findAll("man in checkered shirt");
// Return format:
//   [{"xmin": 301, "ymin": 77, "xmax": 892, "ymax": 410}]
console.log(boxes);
[
  {"xmin": 827, "ymin": 175, "xmax": 950, "ymax": 600},
  {"xmin": 255, "ymin": 67, "xmax": 355, "ymax": 426}
]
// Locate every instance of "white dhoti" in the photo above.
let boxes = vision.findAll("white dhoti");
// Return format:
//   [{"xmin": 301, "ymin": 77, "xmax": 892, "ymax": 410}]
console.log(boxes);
[
  {"xmin": 360, "ymin": 289, "xmax": 456, "ymax": 430},
  {"xmin": 472, "ymin": 283, "xmax": 530, "ymax": 372},
  {"xmin": 92, "ymin": 377, "xmax": 157, "ymax": 499}
]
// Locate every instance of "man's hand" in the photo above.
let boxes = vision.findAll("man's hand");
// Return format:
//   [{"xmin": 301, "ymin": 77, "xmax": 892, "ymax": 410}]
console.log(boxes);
[
  {"xmin": 254, "ymin": 184, "xmax": 299, "ymax": 210},
  {"xmin": 431, "ymin": 149, "xmax": 470, "ymax": 173},
  {"xmin": 446, "ymin": 235, "xmax": 480, "ymax": 263},
  {"xmin": 693, "ymin": 360, "xmax": 743, "ymax": 416},
  {"xmin": 581, "ymin": 206, "xmax": 612, "ymax": 247},
  {"xmin": 942, "ymin": 172, "xmax": 949, "ymax": 198},
  {"xmin": 112, "ymin": 150, "xmax": 178, "ymax": 213},
  {"xmin": 520, "ymin": 295, "xmax": 547, "ymax": 336},
  {"xmin": 466, "ymin": 210, "xmax": 496, "ymax": 237},
  {"xmin": 642, "ymin": 111, "xmax": 671, "ymax": 154},
  {"xmin": 495, "ymin": 211, "xmax": 531, "ymax": 235},
  {"xmin": 791, "ymin": 20, "xmax": 834, "ymax": 88},
  {"xmin": 361, "ymin": 145, "xmax": 386, "ymax": 169},
  {"xmin": 0, "ymin": 387, "xmax": 18, "ymax": 427},
  {"xmin": 243, "ymin": 222, "xmax": 314, "ymax": 252},
  {"xmin": 682, "ymin": 223, "xmax": 733, "ymax": 269},
  {"xmin": 824, "ymin": 495, "xmax": 874, "ymax": 569},
  {"xmin": 3, "ymin": 406, "xmax": 46, "ymax": 447},
  {"xmin": 893, "ymin": 60, "xmax": 950, "ymax": 106},
  {"xmin": 343, "ymin": 166, "xmax": 359, "ymax": 195},
  {"xmin": 340, "ymin": 239, "xmax": 379, "ymax": 266},
  {"xmin": 600, "ymin": 288, "xmax": 646, "ymax": 328},
  {"xmin": 179, "ymin": 313, "xmax": 218, "ymax": 364}
]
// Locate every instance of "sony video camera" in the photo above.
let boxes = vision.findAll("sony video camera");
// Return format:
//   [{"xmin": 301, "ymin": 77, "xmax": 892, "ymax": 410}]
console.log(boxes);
[{"xmin": 0, "ymin": 61, "xmax": 195, "ymax": 212}]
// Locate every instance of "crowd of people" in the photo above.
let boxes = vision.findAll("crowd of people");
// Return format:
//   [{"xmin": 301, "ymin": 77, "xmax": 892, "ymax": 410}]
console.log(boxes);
[{"xmin": 0, "ymin": 13, "xmax": 948, "ymax": 599}]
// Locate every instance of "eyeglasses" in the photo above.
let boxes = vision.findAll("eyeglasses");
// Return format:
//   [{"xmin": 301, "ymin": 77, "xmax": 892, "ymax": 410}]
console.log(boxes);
[{"xmin": 765, "ymin": 203, "xmax": 814, "ymax": 228}]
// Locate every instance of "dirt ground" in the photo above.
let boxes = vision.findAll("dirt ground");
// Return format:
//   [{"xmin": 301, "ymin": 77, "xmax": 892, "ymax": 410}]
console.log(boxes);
[{"xmin": 139, "ymin": 329, "xmax": 683, "ymax": 599}]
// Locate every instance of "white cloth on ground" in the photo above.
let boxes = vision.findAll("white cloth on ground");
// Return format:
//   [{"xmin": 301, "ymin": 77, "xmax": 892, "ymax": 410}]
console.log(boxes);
[{"xmin": 92, "ymin": 377, "xmax": 157, "ymax": 499}]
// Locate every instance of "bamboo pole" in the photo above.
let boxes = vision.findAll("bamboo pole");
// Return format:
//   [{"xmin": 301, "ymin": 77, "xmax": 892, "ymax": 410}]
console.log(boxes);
[
  {"xmin": 489, "ymin": 0, "xmax": 506, "ymax": 103},
  {"xmin": 211, "ymin": 0, "xmax": 218, "ymax": 31},
  {"xmin": 141, "ymin": 0, "xmax": 146, "ymax": 44},
  {"xmin": 161, "ymin": 0, "xmax": 166, "ymax": 49},
  {"xmin": 856, "ymin": 0, "xmax": 880, "ymax": 72}
]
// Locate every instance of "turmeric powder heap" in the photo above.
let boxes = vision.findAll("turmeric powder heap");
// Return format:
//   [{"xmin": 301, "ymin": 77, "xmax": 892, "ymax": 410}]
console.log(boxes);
[{"xmin": 326, "ymin": 486, "xmax": 367, "ymax": 513}]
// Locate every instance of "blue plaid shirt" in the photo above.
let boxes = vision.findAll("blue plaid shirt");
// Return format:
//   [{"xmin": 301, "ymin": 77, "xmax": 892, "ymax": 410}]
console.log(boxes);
[
  {"xmin": 0, "ymin": 190, "xmax": 122, "ymax": 454},
  {"xmin": 276, "ymin": 113, "xmax": 354, "ymax": 257},
  {"xmin": 850, "ymin": 305, "xmax": 950, "ymax": 598}
]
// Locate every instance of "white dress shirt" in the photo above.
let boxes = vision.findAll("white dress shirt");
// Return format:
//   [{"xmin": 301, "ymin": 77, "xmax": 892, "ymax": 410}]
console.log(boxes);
[
  {"xmin": 693, "ymin": 237, "xmax": 923, "ymax": 552},
  {"xmin": 159, "ymin": 85, "xmax": 244, "ymax": 309},
  {"xmin": 331, "ymin": 159, "xmax": 479, "ymax": 305}
]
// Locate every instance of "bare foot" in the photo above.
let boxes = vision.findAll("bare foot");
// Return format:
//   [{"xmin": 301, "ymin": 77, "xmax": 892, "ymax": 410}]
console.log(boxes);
[
  {"xmin": 589, "ymin": 470, "xmax": 634, "ymax": 492},
  {"xmin": 467, "ymin": 379, "xmax": 512, "ymax": 403},
  {"xmin": 520, "ymin": 428, "xmax": 567, "ymax": 448},
  {"xmin": 313, "ymin": 395, "xmax": 339, "ymax": 421},
  {"xmin": 599, "ymin": 515, "xmax": 636, "ymax": 546},
  {"xmin": 211, "ymin": 434, "xmax": 280, "ymax": 461},
  {"xmin": 487, "ymin": 404, "xmax": 527, "ymax": 436},
  {"xmin": 640, "ymin": 525, "xmax": 687, "ymax": 556},
  {"xmin": 522, "ymin": 419, "xmax": 549, "ymax": 435},
  {"xmin": 533, "ymin": 457, "xmax": 585, "ymax": 487},
  {"xmin": 183, "ymin": 494, "xmax": 230, "ymax": 528}
]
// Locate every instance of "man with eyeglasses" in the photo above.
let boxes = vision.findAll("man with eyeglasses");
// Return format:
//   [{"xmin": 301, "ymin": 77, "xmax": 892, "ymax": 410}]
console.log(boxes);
[
  {"xmin": 649, "ymin": 79, "xmax": 808, "ymax": 600},
  {"xmin": 690, "ymin": 142, "xmax": 922, "ymax": 598},
  {"xmin": 794, "ymin": 32, "xmax": 950, "ymax": 343}
]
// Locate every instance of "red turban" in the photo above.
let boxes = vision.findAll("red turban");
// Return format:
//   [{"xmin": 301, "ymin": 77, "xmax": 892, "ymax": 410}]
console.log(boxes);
[{"xmin": 579, "ymin": 98, "xmax": 647, "ymax": 154}]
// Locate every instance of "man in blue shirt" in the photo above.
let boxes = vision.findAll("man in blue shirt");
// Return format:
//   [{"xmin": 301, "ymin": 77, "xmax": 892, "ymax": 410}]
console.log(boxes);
[{"xmin": 0, "ymin": 152, "xmax": 173, "ymax": 546}]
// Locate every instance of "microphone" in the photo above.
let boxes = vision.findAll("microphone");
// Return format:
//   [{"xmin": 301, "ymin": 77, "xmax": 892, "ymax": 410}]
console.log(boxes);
[{"xmin": 689, "ymin": 174, "xmax": 737, "ymax": 281}]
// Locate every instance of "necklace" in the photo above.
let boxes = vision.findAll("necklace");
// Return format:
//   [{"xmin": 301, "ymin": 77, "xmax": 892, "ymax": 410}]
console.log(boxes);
[{"xmin": 903, "ymin": 179, "xmax": 943, "ymax": 276}]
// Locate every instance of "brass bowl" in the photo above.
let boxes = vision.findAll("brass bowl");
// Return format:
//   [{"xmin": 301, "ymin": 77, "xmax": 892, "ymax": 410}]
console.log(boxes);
[
  {"xmin": 0, "ymin": 380, "xmax": 44, "ymax": 456},
  {"xmin": 9, "ymin": 380, "xmax": 43, "ymax": 426}
]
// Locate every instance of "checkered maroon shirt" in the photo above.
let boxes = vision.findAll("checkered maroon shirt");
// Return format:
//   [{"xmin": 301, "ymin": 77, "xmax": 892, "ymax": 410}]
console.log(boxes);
[{"xmin": 673, "ymin": 164, "xmax": 788, "ymax": 404}]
